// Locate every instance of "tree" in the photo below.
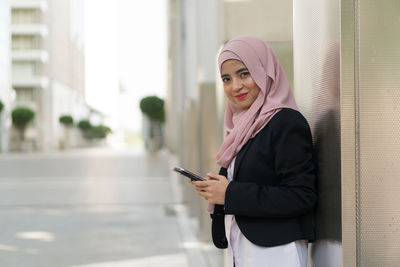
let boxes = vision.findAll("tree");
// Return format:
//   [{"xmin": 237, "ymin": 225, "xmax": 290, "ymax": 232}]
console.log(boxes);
[
  {"xmin": 11, "ymin": 107, "xmax": 35, "ymax": 145},
  {"xmin": 0, "ymin": 99, "xmax": 4, "ymax": 113}
]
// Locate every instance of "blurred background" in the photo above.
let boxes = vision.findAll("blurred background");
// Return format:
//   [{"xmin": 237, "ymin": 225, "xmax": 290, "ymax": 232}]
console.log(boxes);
[{"xmin": 1, "ymin": 0, "xmax": 400, "ymax": 266}]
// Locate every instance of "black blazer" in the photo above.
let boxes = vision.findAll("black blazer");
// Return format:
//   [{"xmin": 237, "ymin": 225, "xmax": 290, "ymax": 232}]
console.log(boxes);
[{"xmin": 211, "ymin": 108, "xmax": 317, "ymax": 248}]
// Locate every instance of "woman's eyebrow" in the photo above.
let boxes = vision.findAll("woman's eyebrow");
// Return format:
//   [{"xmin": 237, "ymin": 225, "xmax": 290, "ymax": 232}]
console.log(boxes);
[
  {"xmin": 221, "ymin": 67, "xmax": 248, "ymax": 78},
  {"xmin": 235, "ymin": 67, "xmax": 248, "ymax": 74}
]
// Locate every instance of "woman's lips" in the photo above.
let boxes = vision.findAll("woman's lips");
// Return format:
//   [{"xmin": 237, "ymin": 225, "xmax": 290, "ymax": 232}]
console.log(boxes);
[{"xmin": 235, "ymin": 93, "xmax": 248, "ymax": 100}]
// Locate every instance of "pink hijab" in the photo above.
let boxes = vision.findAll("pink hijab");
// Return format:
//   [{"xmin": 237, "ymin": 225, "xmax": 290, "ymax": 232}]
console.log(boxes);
[{"xmin": 216, "ymin": 36, "xmax": 298, "ymax": 168}]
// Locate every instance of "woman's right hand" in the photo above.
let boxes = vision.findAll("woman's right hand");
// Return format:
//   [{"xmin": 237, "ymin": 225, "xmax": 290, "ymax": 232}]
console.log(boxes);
[{"xmin": 190, "ymin": 173, "xmax": 228, "ymax": 205}]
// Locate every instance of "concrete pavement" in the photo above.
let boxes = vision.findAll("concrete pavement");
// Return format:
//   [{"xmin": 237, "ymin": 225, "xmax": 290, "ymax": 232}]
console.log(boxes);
[{"xmin": 0, "ymin": 147, "xmax": 222, "ymax": 267}]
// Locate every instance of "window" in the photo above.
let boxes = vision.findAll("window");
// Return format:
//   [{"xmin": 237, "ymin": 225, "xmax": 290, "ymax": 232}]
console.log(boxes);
[
  {"xmin": 12, "ymin": 61, "xmax": 36, "ymax": 77},
  {"xmin": 12, "ymin": 36, "xmax": 37, "ymax": 50},
  {"xmin": 11, "ymin": 9, "xmax": 40, "ymax": 24}
]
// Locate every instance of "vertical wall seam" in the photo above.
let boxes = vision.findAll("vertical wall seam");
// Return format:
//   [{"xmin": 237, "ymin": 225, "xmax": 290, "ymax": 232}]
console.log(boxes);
[{"xmin": 354, "ymin": 0, "xmax": 361, "ymax": 266}]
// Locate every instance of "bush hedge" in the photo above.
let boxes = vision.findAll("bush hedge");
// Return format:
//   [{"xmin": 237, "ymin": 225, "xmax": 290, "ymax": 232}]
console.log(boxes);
[
  {"xmin": 59, "ymin": 115, "xmax": 74, "ymax": 126},
  {"xmin": 11, "ymin": 107, "xmax": 35, "ymax": 130},
  {"xmin": 139, "ymin": 96, "xmax": 165, "ymax": 123}
]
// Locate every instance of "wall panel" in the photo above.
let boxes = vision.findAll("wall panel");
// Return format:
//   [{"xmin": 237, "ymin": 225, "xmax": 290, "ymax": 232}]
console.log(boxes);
[
  {"xmin": 293, "ymin": 0, "xmax": 342, "ymax": 266},
  {"xmin": 357, "ymin": 1, "xmax": 400, "ymax": 266}
]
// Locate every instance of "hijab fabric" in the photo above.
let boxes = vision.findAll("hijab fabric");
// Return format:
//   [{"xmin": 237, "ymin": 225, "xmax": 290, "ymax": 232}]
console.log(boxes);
[{"xmin": 216, "ymin": 36, "xmax": 298, "ymax": 168}]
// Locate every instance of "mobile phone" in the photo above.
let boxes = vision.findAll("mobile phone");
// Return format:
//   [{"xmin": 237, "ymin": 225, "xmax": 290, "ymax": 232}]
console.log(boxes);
[{"xmin": 173, "ymin": 167, "xmax": 205, "ymax": 181}]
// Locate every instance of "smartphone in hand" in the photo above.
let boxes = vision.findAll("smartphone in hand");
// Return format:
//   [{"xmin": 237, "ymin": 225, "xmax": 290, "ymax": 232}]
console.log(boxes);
[{"xmin": 173, "ymin": 167, "xmax": 205, "ymax": 181}]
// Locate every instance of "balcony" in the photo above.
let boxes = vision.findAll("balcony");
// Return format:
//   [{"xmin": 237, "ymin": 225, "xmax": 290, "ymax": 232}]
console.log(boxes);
[
  {"xmin": 13, "ymin": 100, "xmax": 38, "ymax": 111},
  {"xmin": 12, "ymin": 75, "xmax": 49, "ymax": 89},
  {"xmin": 12, "ymin": 49, "xmax": 48, "ymax": 63},
  {"xmin": 10, "ymin": 0, "xmax": 48, "ymax": 11},
  {"xmin": 11, "ymin": 24, "xmax": 48, "ymax": 37}
]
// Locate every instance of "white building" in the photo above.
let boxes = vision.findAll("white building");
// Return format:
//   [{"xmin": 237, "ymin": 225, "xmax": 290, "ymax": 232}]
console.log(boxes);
[
  {"xmin": 10, "ymin": 0, "xmax": 87, "ymax": 151},
  {"xmin": 0, "ymin": 0, "xmax": 12, "ymax": 152}
]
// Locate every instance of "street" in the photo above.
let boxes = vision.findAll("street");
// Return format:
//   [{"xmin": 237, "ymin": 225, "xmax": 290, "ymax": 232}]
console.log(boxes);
[{"xmin": 0, "ymin": 147, "xmax": 218, "ymax": 267}]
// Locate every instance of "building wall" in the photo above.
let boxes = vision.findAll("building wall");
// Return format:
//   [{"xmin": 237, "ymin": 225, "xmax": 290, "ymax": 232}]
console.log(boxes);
[
  {"xmin": 0, "ymin": 0, "xmax": 11, "ymax": 152},
  {"xmin": 43, "ymin": 0, "xmax": 86, "ymax": 150},
  {"xmin": 293, "ymin": 0, "xmax": 341, "ymax": 266},
  {"xmin": 48, "ymin": 0, "xmax": 85, "ymax": 92},
  {"xmin": 341, "ymin": 1, "xmax": 400, "ymax": 266},
  {"xmin": 221, "ymin": 0, "xmax": 294, "ymax": 89},
  {"xmin": 166, "ymin": 0, "xmax": 221, "ymax": 243}
]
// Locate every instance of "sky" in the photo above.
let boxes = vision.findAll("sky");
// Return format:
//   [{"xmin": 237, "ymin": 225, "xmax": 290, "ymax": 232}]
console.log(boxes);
[{"xmin": 85, "ymin": 0, "xmax": 167, "ymax": 131}]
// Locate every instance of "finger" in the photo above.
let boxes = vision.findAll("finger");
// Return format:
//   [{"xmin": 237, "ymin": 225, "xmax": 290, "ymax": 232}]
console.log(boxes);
[
  {"xmin": 198, "ymin": 190, "xmax": 209, "ymax": 199},
  {"xmin": 207, "ymin": 173, "xmax": 221, "ymax": 180},
  {"xmin": 193, "ymin": 180, "xmax": 213, "ymax": 187},
  {"xmin": 195, "ymin": 186, "xmax": 206, "ymax": 192}
]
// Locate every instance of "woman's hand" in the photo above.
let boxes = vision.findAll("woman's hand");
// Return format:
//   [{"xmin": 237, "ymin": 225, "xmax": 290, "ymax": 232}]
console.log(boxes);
[{"xmin": 190, "ymin": 173, "xmax": 228, "ymax": 205}]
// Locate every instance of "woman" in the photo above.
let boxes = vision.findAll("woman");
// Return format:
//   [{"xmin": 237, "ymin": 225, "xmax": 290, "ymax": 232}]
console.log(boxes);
[{"xmin": 191, "ymin": 36, "xmax": 317, "ymax": 267}]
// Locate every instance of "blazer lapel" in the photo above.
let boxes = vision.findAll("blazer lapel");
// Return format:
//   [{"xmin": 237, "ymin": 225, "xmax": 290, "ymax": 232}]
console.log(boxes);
[{"xmin": 233, "ymin": 138, "xmax": 254, "ymax": 181}]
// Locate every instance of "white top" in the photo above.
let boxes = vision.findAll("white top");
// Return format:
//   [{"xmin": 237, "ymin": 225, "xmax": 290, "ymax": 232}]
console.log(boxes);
[{"xmin": 224, "ymin": 157, "xmax": 308, "ymax": 267}]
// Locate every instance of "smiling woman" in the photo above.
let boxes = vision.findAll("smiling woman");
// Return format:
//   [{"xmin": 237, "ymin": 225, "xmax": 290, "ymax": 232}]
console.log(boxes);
[
  {"xmin": 220, "ymin": 60, "xmax": 261, "ymax": 110},
  {"xmin": 189, "ymin": 36, "xmax": 317, "ymax": 267}
]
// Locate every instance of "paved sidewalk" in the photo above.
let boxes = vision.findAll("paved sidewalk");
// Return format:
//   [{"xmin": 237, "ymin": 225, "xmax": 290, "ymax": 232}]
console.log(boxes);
[{"xmin": 0, "ymin": 147, "xmax": 222, "ymax": 267}]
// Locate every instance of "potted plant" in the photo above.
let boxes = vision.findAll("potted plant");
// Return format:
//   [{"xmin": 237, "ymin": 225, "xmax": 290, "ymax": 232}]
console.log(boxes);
[
  {"xmin": 59, "ymin": 115, "xmax": 74, "ymax": 149},
  {"xmin": 77, "ymin": 119, "xmax": 92, "ymax": 139},
  {"xmin": 11, "ymin": 107, "xmax": 35, "ymax": 151},
  {"xmin": 139, "ymin": 96, "xmax": 165, "ymax": 152},
  {"xmin": 59, "ymin": 115, "xmax": 74, "ymax": 126}
]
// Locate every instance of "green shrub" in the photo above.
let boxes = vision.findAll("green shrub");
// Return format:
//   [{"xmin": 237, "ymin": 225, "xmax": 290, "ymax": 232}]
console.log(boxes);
[
  {"xmin": 139, "ymin": 96, "xmax": 165, "ymax": 123},
  {"xmin": 59, "ymin": 115, "xmax": 74, "ymax": 126},
  {"xmin": 77, "ymin": 119, "xmax": 91, "ymax": 131},
  {"xmin": 11, "ymin": 107, "xmax": 35, "ymax": 130},
  {"xmin": 87, "ymin": 125, "xmax": 112, "ymax": 139},
  {"xmin": 0, "ymin": 100, "xmax": 4, "ymax": 113}
]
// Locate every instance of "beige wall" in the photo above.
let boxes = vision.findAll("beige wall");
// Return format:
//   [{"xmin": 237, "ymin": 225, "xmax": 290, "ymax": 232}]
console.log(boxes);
[
  {"xmin": 221, "ymin": 0, "xmax": 292, "ymax": 42},
  {"xmin": 221, "ymin": 0, "xmax": 294, "ymax": 91},
  {"xmin": 293, "ymin": 0, "xmax": 341, "ymax": 266},
  {"xmin": 342, "ymin": 1, "xmax": 400, "ymax": 266}
]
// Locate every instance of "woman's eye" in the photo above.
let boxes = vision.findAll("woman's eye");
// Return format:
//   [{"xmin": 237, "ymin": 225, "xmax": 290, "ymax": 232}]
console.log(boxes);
[
  {"xmin": 240, "ymin": 72, "xmax": 249, "ymax": 78},
  {"xmin": 222, "ymin": 77, "xmax": 230, "ymax": 83}
]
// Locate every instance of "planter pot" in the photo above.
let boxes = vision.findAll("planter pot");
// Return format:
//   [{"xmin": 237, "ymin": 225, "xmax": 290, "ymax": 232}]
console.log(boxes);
[{"xmin": 142, "ymin": 116, "xmax": 163, "ymax": 152}]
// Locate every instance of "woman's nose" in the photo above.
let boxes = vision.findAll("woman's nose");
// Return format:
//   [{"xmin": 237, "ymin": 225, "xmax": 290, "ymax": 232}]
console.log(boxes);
[{"xmin": 232, "ymin": 77, "xmax": 243, "ymax": 91}]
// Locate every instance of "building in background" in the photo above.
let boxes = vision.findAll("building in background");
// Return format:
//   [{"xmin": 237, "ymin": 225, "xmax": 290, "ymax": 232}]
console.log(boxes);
[
  {"xmin": 10, "ymin": 0, "xmax": 87, "ymax": 151},
  {"xmin": 0, "ymin": 0, "xmax": 12, "ymax": 152}
]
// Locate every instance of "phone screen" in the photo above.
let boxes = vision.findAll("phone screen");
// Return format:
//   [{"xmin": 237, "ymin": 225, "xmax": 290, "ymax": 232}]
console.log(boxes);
[{"xmin": 173, "ymin": 167, "xmax": 205, "ymax": 181}]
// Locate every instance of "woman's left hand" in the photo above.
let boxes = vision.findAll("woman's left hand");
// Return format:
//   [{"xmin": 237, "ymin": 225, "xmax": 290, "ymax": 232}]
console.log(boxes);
[{"xmin": 191, "ymin": 173, "xmax": 228, "ymax": 205}]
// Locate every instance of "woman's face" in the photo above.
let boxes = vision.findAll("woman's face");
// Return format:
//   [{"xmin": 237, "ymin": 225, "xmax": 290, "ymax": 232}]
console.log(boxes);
[{"xmin": 220, "ymin": 59, "xmax": 261, "ymax": 110}]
